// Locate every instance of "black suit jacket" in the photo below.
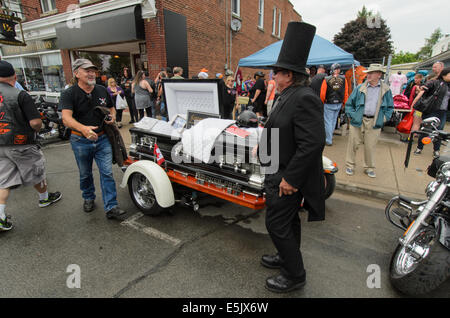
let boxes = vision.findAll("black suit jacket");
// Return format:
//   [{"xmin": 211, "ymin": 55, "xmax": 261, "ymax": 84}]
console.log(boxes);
[{"xmin": 259, "ymin": 85, "xmax": 325, "ymax": 222}]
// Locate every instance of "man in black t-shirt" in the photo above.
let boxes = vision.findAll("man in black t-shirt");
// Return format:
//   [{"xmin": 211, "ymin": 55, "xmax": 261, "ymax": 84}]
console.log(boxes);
[
  {"xmin": 0, "ymin": 61, "xmax": 62, "ymax": 231},
  {"xmin": 60, "ymin": 59, "xmax": 125, "ymax": 220}
]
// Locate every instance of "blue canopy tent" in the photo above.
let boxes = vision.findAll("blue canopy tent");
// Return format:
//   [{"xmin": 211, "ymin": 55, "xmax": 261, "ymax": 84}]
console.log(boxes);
[{"xmin": 238, "ymin": 34, "xmax": 360, "ymax": 69}]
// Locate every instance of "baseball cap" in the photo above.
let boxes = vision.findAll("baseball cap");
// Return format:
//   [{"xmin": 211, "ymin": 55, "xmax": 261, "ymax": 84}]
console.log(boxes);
[
  {"xmin": 331, "ymin": 63, "xmax": 341, "ymax": 71},
  {"xmin": 0, "ymin": 60, "xmax": 16, "ymax": 78},
  {"xmin": 198, "ymin": 72, "xmax": 209, "ymax": 79},
  {"xmin": 72, "ymin": 59, "xmax": 98, "ymax": 72}
]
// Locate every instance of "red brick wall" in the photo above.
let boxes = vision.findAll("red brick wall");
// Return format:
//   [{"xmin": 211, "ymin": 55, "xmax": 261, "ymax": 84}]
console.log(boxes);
[
  {"xmin": 149, "ymin": 0, "xmax": 301, "ymax": 79},
  {"xmin": 18, "ymin": 0, "xmax": 301, "ymax": 83},
  {"xmin": 60, "ymin": 49, "xmax": 73, "ymax": 83},
  {"xmin": 21, "ymin": 0, "xmax": 111, "ymax": 21}
]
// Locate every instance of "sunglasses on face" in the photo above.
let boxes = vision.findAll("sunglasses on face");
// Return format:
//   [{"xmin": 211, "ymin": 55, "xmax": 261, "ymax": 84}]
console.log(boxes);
[{"xmin": 273, "ymin": 68, "xmax": 287, "ymax": 75}]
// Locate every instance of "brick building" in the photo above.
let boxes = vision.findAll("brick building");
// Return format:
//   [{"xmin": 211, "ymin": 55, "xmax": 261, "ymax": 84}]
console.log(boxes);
[{"xmin": 0, "ymin": 0, "xmax": 301, "ymax": 93}]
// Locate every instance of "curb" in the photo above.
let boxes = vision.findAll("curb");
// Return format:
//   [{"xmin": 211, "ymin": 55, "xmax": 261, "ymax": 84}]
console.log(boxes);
[{"xmin": 335, "ymin": 182, "xmax": 398, "ymax": 201}]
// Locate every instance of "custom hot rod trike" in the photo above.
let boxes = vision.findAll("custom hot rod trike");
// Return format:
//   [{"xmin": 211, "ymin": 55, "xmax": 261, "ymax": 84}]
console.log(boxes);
[{"xmin": 120, "ymin": 79, "xmax": 338, "ymax": 215}]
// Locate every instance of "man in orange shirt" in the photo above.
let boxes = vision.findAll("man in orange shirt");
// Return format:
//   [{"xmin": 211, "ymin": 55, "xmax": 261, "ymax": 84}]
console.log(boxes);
[
  {"xmin": 265, "ymin": 73, "xmax": 277, "ymax": 114},
  {"xmin": 320, "ymin": 63, "xmax": 349, "ymax": 146}
]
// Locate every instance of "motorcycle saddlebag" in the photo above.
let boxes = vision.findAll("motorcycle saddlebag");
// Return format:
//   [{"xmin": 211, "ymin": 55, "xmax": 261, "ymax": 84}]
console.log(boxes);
[{"xmin": 427, "ymin": 156, "xmax": 450, "ymax": 178}]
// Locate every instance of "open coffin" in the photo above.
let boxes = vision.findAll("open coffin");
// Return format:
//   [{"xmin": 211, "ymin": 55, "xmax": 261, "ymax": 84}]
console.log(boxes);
[{"xmin": 126, "ymin": 79, "xmax": 266, "ymax": 210}]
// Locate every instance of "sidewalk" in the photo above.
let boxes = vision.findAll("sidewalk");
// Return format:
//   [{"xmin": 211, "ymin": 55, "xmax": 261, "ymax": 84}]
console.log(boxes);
[
  {"xmin": 118, "ymin": 111, "xmax": 445, "ymax": 201},
  {"xmin": 323, "ymin": 124, "xmax": 449, "ymax": 201}
]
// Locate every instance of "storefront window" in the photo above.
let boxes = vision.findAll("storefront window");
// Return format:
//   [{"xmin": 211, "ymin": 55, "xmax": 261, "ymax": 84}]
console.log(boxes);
[
  {"xmin": 3, "ymin": 52, "xmax": 65, "ymax": 92},
  {"xmin": 41, "ymin": 53, "xmax": 65, "ymax": 92},
  {"xmin": 23, "ymin": 57, "xmax": 45, "ymax": 91},
  {"xmin": 4, "ymin": 57, "xmax": 26, "ymax": 88}
]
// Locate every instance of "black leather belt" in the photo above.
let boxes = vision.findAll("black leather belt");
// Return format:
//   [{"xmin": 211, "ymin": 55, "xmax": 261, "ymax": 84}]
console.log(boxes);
[{"xmin": 363, "ymin": 115, "xmax": 374, "ymax": 118}]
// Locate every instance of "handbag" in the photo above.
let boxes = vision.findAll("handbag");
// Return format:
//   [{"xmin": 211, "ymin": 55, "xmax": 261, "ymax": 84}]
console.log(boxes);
[
  {"xmin": 396, "ymin": 110, "xmax": 414, "ymax": 134},
  {"xmin": 415, "ymin": 81, "xmax": 444, "ymax": 113},
  {"xmin": 116, "ymin": 94, "xmax": 128, "ymax": 110}
]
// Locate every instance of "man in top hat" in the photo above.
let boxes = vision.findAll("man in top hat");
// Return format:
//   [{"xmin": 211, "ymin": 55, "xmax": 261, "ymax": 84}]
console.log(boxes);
[
  {"xmin": 320, "ymin": 63, "xmax": 349, "ymax": 146},
  {"xmin": 258, "ymin": 22, "xmax": 325, "ymax": 293},
  {"xmin": 344, "ymin": 63, "xmax": 394, "ymax": 178}
]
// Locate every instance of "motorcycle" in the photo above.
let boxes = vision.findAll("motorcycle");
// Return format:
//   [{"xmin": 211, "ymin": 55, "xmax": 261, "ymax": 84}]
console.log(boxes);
[
  {"xmin": 385, "ymin": 117, "xmax": 450, "ymax": 295},
  {"xmin": 34, "ymin": 96, "xmax": 71, "ymax": 143}
]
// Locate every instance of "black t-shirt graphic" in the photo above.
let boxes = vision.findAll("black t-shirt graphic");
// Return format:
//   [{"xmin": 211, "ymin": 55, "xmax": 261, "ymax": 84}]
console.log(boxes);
[{"xmin": 59, "ymin": 84, "xmax": 113, "ymax": 132}]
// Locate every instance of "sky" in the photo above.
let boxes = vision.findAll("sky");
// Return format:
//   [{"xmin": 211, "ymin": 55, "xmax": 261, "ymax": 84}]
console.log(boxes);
[{"xmin": 290, "ymin": 0, "xmax": 449, "ymax": 54}]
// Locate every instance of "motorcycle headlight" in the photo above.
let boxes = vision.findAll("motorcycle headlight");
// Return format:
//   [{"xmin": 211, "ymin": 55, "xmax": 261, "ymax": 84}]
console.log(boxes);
[{"xmin": 437, "ymin": 162, "xmax": 450, "ymax": 179}]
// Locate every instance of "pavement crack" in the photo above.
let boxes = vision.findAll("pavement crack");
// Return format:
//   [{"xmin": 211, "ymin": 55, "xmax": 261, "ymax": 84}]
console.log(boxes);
[
  {"xmin": 389, "ymin": 145, "xmax": 401, "ymax": 194},
  {"xmin": 112, "ymin": 210, "xmax": 259, "ymax": 298}
]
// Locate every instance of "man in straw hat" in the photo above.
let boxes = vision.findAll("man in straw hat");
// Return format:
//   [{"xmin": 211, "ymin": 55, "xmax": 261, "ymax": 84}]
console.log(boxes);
[
  {"xmin": 344, "ymin": 63, "xmax": 394, "ymax": 178},
  {"xmin": 257, "ymin": 22, "xmax": 325, "ymax": 293}
]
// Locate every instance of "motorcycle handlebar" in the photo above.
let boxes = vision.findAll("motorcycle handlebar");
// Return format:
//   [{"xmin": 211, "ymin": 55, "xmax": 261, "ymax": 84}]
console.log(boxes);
[{"xmin": 405, "ymin": 130, "xmax": 450, "ymax": 168}]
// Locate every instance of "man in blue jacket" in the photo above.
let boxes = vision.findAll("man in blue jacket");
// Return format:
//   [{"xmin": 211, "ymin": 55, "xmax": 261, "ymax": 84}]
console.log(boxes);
[{"xmin": 344, "ymin": 64, "xmax": 394, "ymax": 178}]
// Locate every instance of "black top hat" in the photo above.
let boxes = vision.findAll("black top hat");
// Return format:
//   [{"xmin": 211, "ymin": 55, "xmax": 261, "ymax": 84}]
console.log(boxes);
[{"xmin": 270, "ymin": 22, "xmax": 316, "ymax": 76}]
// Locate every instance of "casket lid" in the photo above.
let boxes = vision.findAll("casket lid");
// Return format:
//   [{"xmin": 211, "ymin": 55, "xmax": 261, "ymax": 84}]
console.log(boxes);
[{"xmin": 162, "ymin": 79, "xmax": 224, "ymax": 121}]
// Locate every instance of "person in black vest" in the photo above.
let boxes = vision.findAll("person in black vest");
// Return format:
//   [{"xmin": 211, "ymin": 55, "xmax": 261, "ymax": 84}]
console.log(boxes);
[
  {"xmin": 319, "ymin": 63, "xmax": 349, "ymax": 146},
  {"xmin": 0, "ymin": 61, "xmax": 62, "ymax": 231},
  {"xmin": 310, "ymin": 64, "xmax": 326, "ymax": 96},
  {"xmin": 60, "ymin": 59, "xmax": 126, "ymax": 220},
  {"xmin": 258, "ymin": 22, "xmax": 325, "ymax": 293}
]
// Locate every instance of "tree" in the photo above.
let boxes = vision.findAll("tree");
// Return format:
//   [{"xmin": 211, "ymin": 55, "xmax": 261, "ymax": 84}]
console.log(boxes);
[
  {"xmin": 391, "ymin": 51, "xmax": 419, "ymax": 65},
  {"xmin": 78, "ymin": 52, "xmax": 103, "ymax": 70},
  {"xmin": 416, "ymin": 28, "xmax": 443, "ymax": 60},
  {"xmin": 107, "ymin": 55, "xmax": 130, "ymax": 80},
  {"xmin": 333, "ymin": 7, "xmax": 393, "ymax": 65}
]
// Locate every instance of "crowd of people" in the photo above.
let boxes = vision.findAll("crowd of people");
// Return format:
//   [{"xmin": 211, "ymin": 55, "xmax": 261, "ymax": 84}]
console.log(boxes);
[{"xmin": 0, "ymin": 19, "xmax": 449, "ymax": 296}]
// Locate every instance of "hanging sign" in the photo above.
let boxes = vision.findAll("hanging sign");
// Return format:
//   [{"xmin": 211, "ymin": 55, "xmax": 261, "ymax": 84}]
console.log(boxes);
[{"xmin": 0, "ymin": 13, "xmax": 26, "ymax": 46}]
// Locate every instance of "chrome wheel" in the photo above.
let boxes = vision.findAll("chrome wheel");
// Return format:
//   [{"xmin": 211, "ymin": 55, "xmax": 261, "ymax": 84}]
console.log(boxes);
[
  {"xmin": 392, "ymin": 229, "xmax": 434, "ymax": 277},
  {"xmin": 131, "ymin": 173, "xmax": 156, "ymax": 210}
]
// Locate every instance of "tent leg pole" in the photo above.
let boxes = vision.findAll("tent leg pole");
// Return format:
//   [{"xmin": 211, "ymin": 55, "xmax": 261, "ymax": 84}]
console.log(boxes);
[{"xmin": 352, "ymin": 64, "xmax": 356, "ymax": 89}]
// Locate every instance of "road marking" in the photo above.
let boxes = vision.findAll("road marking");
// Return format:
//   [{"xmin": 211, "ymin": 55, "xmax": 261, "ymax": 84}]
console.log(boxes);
[{"xmin": 121, "ymin": 212, "xmax": 182, "ymax": 247}]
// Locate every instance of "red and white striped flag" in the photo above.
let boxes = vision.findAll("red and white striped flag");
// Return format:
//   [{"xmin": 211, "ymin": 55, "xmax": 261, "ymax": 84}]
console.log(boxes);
[{"xmin": 153, "ymin": 143, "xmax": 165, "ymax": 165}]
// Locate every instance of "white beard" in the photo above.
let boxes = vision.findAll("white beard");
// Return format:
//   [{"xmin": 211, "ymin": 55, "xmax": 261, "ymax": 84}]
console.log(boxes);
[{"xmin": 87, "ymin": 79, "xmax": 96, "ymax": 86}]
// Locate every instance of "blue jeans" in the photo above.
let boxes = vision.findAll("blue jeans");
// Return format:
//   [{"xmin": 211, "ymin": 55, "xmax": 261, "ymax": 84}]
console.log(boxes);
[
  {"xmin": 70, "ymin": 134, "xmax": 118, "ymax": 212},
  {"xmin": 418, "ymin": 110, "xmax": 447, "ymax": 151},
  {"xmin": 324, "ymin": 103, "xmax": 342, "ymax": 145},
  {"xmin": 160, "ymin": 101, "xmax": 168, "ymax": 122}
]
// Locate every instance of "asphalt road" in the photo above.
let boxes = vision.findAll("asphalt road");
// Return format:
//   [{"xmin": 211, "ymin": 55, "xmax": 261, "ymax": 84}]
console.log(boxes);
[{"xmin": 0, "ymin": 141, "xmax": 448, "ymax": 298}]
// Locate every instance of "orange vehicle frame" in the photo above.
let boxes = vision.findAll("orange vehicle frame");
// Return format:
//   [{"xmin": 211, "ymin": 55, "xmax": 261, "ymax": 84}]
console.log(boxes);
[{"xmin": 123, "ymin": 157, "xmax": 266, "ymax": 210}]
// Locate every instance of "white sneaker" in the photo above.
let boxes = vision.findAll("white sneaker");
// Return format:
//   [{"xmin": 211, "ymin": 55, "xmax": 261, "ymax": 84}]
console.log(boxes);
[
  {"xmin": 365, "ymin": 170, "xmax": 376, "ymax": 178},
  {"xmin": 345, "ymin": 168, "xmax": 354, "ymax": 176}
]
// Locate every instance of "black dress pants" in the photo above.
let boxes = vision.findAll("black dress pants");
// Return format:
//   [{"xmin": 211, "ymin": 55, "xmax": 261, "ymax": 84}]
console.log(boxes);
[{"xmin": 264, "ymin": 172, "xmax": 306, "ymax": 280}]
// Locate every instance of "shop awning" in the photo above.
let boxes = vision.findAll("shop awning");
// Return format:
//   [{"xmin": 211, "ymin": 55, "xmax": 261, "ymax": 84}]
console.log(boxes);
[{"xmin": 55, "ymin": 5, "xmax": 145, "ymax": 50}]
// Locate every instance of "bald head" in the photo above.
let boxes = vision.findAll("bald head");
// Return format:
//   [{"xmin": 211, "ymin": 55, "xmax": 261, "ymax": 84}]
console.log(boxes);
[{"xmin": 432, "ymin": 62, "xmax": 444, "ymax": 77}]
